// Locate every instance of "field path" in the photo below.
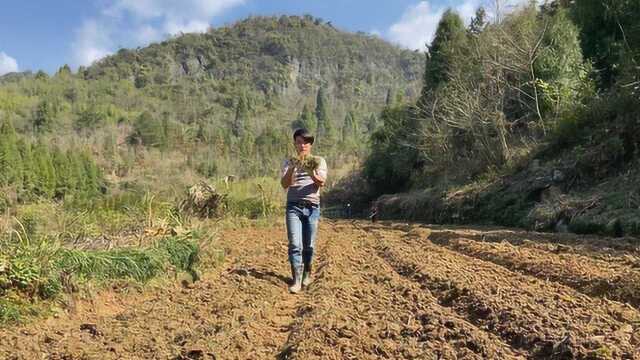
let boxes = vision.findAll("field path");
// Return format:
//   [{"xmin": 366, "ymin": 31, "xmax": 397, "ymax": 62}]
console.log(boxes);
[{"xmin": 1, "ymin": 220, "xmax": 639, "ymax": 359}]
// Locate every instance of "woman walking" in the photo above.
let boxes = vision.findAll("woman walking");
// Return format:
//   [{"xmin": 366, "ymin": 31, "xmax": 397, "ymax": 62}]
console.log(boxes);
[{"xmin": 280, "ymin": 128, "xmax": 327, "ymax": 293}]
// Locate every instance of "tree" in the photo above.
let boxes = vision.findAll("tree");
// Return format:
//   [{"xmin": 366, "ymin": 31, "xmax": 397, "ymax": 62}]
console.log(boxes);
[
  {"xmin": 35, "ymin": 71, "xmax": 49, "ymax": 81},
  {"xmin": 130, "ymin": 111, "xmax": 167, "ymax": 148},
  {"xmin": 291, "ymin": 104, "xmax": 316, "ymax": 132},
  {"xmin": 135, "ymin": 64, "xmax": 152, "ymax": 89},
  {"xmin": 232, "ymin": 95, "xmax": 249, "ymax": 138},
  {"xmin": 75, "ymin": 106, "xmax": 105, "ymax": 131},
  {"xmin": 342, "ymin": 111, "xmax": 358, "ymax": 141},
  {"xmin": 79, "ymin": 151, "xmax": 102, "ymax": 195},
  {"xmin": 315, "ymin": 86, "xmax": 334, "ymax": 141},
  {"xmin": 17, "ymin": 140, "xmax": 35, "ymax": 201},
  {"xmin": 33, "ymin": 100, "xmax": 57, "ymax": 132},
  {"xmin": 363, "ymin": 105, "xmax": 419, "ymax": 195},
  {"xmin": 56, "ymin": 64, "xmax": 72, "ymax": 77},
  {"xmin": 51, "ymin": 146, "xmax": 76, "ymax": 199},
  {"xmin": 32, "ymin": 141, "xmax": 56, "ymax": 198},
  {"xmin": 422, "ymin": 9, "xmax": 468, "ymax": 95},
  {"xmin": 535, "ymin": 9, "xmax": 592, "ymax": 121},
  {"xmin": 569, "ymin": 0, "xmax": 640, "ymax": 89},
  {"xmin": 0, "ymin": 119, "xmax": 22, "ymax": 187}
]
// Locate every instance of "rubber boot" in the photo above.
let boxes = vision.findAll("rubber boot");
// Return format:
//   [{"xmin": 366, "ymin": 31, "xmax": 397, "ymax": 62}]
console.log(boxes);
[
  {"xmin": 302, "ymin": 262, "xmax": 313, "ymax": 287},
  {"xmin": 289, "ymin": 265, "xmax": 303, "ymax": 294}
]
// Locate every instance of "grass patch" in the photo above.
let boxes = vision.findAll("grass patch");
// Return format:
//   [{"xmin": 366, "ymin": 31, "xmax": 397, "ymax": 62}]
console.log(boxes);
[{"xmin": 0, "ymin": 232, "xmax": 201, "ymax": 325}]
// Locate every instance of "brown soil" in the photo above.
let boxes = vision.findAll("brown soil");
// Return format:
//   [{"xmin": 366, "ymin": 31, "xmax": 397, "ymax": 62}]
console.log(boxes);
[{"xmin": 1, "ymin": 220, "xmax": 639, "ymax": 359}]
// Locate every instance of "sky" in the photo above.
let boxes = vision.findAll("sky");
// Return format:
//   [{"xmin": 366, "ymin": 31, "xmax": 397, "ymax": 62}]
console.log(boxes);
[{"xmin": 0, "ymin": 0, "xmax": 528, "ymax": 75}]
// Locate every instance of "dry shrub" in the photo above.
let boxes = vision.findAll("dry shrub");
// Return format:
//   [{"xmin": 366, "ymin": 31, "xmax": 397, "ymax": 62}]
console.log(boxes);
[{"xmin": 180, "ymin": 182, "xmax": 227, "ymax": 218}]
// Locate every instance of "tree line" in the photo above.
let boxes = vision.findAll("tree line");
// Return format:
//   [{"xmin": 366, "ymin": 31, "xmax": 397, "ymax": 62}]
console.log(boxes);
[{"xmin": 363, "ymin": 0, "xmax": 640, "ymax": 196}]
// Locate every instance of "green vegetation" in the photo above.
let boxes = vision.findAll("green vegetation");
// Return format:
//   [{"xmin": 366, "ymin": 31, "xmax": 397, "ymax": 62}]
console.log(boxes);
[
  {"xmin": 2, "ymin": 2, "xmax": 640, "ymax": 323},
  {"xmin": 329, "ymin": 1, "xmax": 640, "ymax": 237},
  {"xmin": 0, "ymin": 230, "xmax": 201, "ymax": 324},
  {"xmin": 0, "ymin": 16, "xmax": 421, "ymax": 324}
]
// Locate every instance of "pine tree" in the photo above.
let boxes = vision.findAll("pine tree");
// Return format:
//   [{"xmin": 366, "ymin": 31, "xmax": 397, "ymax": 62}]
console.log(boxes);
[
  {"xmin": 315, "ymin": 87, "xmax": 333, "ymax": 140},
  {"xmin": 56, "ymin": 64, "xmax": 72, "ymax": 77},
  {"xmin": 16, "ymin": 141, "xmax": 33, "ymax": 201},
  {"xmin": 291, "ymin": 104, "xmax": 316, "ymax": 132},
  {"xmin": 571, "ymin": 0, "xmax": 640, "ymax": 88},
  {"xmin": 0, "ymin": 119, "xmax": 22, "ymax": 188},
  {"xmin": 51, "ymin": 146, "xmax": 75, "ymax": 199},
  {"xmin": 131, "ymin": 111, "xmax": 166, "ymax": 147},
  {"xmin": 422, "ymin": 9, "xmax": 468, "ymax": 95},
  {"xmin": 80, "ymin": 151, "xmax": 102, "ymax": 195},
  {"xmin": 32, "ymin": 141, "xmax": 56, "ymax": 198},
  {"xmin": 232, "ymin": 95, "xmax": 249, "ymax": 138},
  {"xmin": 67, "ymin": 149, "xmax": 86, "ymax": 193},
  {"xmin": 535, "ymin": 9, "xmax": 591, "ymax": 119},
  {"xmin": 342, "ymin": 111, "xmax": 358, "ymax": 141},
  {"xmin": 33, "ymin": 100, "xmax": 56, "ymax": 132}
]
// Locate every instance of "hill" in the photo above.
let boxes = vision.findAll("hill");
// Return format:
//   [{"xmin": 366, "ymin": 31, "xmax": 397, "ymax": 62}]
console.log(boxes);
[{"xmin": 0, "ymin": 15, "xmax": 424, "ymax": 206}]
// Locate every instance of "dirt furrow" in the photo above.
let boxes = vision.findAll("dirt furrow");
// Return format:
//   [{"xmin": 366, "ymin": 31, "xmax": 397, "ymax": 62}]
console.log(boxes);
[
  {"xmin": 280, "ymin": 222, "xmax": 526, "ymax": 359},
  {"xmin": 427, "ymin": 226, "xmax": 640, "ymax": 267},
  {"xmin": 2, "ymin": 220, "xmax": 640, "ymax": 359},
  {"xmin": 0, "ymin": 227, "xmax": 304, "ymax": 360},
  {"xmin": 369, "ymin": 228, "xmax": 640, "ymax": 359},
  {"xmin": 445, "ymin": 237, "xmax": 640, "ymax": 308}
]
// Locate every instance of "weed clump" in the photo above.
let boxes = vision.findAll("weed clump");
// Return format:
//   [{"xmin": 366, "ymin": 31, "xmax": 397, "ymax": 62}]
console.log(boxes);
[{"xmin": 289, "ymin": 154, "xmax": 321, "ymax": 175}]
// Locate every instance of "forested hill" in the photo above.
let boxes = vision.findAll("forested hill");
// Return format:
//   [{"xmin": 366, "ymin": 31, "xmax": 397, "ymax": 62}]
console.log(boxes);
[
  {"xmin": 80, "ymin": 14, "xmax": 424, "ymax": 147},
  {"xmin": 85, "ymin": 15, "xmax": 422, "ymax": 103},
  {"xmin": 0, "ymin": 15, "xmax": 423, "ymax": 205}
]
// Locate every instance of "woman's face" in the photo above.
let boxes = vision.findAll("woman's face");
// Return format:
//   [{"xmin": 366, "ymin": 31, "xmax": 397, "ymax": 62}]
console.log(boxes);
[{"xmin": 295, "ymin": 136, "xmax": 312, "ymax": 155}]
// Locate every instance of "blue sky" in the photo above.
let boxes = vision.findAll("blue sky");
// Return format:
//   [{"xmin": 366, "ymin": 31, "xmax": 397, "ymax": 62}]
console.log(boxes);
[{"xmin": 0, "ymin": 0, "xmax": 525, "ymax": 75}]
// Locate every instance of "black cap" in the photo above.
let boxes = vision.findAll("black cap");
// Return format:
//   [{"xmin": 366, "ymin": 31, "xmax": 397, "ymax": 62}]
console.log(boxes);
[{"xmin": 293, "ymin": 128, "xmax": 314, "ymax": 144}]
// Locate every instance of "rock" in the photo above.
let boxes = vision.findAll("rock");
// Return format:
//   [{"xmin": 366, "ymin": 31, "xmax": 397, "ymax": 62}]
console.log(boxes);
[
  {"xmin": 79, "ymin": 323, "xmax": 101, "ymax": 337},
  {"xmin": 552, "ymin": 169, "xmax": 565, "ymax": 183}
]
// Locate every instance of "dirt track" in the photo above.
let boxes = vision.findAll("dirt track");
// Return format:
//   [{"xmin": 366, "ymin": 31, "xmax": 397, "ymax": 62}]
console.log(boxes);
[{"xmin": 1, "ymin": 220, "xmax": 640, "ymax": 359}]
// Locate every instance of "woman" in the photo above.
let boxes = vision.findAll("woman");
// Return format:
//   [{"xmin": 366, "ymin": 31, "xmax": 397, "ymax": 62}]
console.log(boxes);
[{"xmin": 280, "ymin": 128, "xmax": 327, "ymax": 293}]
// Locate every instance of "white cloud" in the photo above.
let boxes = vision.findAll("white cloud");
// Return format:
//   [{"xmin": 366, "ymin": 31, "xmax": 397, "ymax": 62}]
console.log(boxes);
[
  {"xmin": 71, "ymin": 19, "xmax": 113, "ymax": 67},
  {"xmin": 163, "ymin": 19, "xmax": 211, "ymax": 35},
  {"xmin": 388, "ymin": 1, "xmax": 444, "ymax": 51},
  {"xmin": 387, "ymin": 0, "xmax": 530, "ymax": 51},
  {"xmin": 70, "ymin": 0, "xmax": 245, "ymax": 67},
  {"xmin": 0, "ymin": 52, "xmax": 19, "ymax": 75},
  {"xmin": 106, "ymin": 0, "xmax": 245, "ymax": 34},
  {"xmin": 134, "ymin": 24, "xmax": 162, "ymax": 44}
]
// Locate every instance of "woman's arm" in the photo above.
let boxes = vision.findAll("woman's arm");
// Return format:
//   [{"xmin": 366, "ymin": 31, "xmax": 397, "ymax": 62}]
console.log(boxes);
[{"xmin": 281, "ymin": 163, "xmax": 296, "ymax": 189}]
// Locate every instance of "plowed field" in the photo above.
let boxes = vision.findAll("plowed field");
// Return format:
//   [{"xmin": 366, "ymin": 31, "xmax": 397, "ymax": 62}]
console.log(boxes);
[{"xmin": 1, "ymin": 220, "xmax": 639, "ymax": 359}]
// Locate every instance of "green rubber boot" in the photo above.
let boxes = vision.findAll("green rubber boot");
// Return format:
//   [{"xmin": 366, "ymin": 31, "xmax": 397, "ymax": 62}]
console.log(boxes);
[
  {"xmin": 289, "ymin": 265, "xmax": 303, "ymax": 294},
  {"xmin": 302, "ymin": 262, "xmax": 312, "ymax": 287}
]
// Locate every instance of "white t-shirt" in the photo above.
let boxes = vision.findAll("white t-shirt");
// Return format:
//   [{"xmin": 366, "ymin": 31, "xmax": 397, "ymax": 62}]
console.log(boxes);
[{"xmin": 281, "ymin": 156, "xmax": 327, "ymax": 204}]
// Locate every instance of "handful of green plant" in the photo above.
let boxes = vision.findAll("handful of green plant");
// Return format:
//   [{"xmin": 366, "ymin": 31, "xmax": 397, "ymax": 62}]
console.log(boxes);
[{"xmin": 289, "ymin": 154, "xmax": 321, "ymax": 175}]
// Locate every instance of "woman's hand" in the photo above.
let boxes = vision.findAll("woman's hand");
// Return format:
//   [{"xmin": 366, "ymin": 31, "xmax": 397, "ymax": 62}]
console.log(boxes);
[
  {"xmin": 281, "ymin": 160, "xmax": 297, "ymax": 189},
  {"xmin": 310, "ymin": 169, "xmax": 326, "ymax": 187}
]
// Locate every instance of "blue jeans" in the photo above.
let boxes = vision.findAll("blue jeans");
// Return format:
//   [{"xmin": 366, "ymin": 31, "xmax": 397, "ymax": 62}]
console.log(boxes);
[{"xmin": 285, "ymin": 202, "xmax": 320, "ymax": 269}]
